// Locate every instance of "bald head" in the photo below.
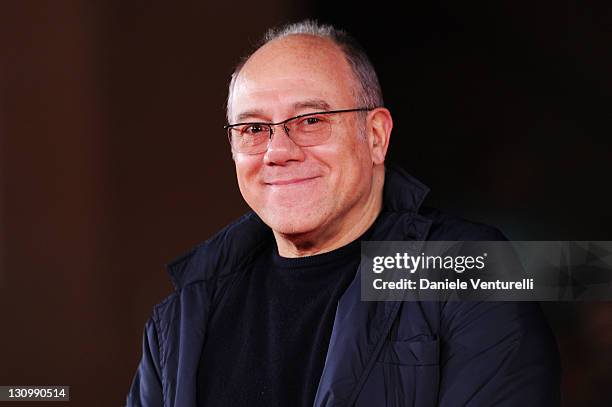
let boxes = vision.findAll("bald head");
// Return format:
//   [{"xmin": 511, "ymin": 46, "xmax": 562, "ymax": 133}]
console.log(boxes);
[
  {"xmin": 226, "ymin": 20, "xmax": 384, "ymax": 122},
  {"xmin": 228, "ymin": 35, "xmax": 358, "ymax": 123}
]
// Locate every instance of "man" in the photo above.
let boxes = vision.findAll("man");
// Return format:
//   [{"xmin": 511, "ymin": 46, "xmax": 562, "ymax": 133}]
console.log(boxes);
[{"xmin": 127, "ymin": 20, "xmax": 560, "ymax": 406}]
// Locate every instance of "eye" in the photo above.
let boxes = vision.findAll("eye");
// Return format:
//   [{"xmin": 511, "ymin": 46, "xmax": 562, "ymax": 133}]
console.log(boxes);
[
  {"xmin": 292, "ymin": 114, "xmax": 329, "ymax": 134},
  {"xmin": 242, "ymin": 124, "xmax": 266, "ymax": 135},
  {"xmin": 305, "ymin": 117, "xmax": 321, "ymax": 125},
  {"xmin": 296, "ymin": 115, "xmax": 328, "ymax": 127}
]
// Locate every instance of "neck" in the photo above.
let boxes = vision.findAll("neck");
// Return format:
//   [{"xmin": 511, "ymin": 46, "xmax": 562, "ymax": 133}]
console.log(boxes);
[{"xmin": 273, "ymin": 172, "xmax": 384, "ymax": 258}]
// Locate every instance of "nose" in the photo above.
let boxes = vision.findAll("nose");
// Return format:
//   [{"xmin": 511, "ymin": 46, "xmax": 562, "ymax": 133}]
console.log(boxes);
[{"xmin": 263, "ymin": 124, "xmax": 305, "ymax": 165}]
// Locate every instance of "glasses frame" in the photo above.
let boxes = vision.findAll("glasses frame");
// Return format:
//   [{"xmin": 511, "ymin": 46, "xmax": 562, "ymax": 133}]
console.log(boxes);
[{"xmin": 224, "ymin": 107, "xmax": 375, "ymax": 154}]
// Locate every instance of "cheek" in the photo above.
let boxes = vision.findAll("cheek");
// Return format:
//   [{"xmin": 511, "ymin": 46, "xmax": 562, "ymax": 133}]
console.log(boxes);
[
  {"xmin": 337, "ymin": 142, "xmax": 373, "ymax": 191},
  {"xmin": 234, "ymin": 156, "xmax": 262, "ymax": 197}
]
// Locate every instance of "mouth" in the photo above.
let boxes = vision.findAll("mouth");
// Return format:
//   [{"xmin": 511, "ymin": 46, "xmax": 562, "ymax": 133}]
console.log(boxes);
[{"xmin": 265, "ymin": 176, "xmax": 320, "ymax": 186}]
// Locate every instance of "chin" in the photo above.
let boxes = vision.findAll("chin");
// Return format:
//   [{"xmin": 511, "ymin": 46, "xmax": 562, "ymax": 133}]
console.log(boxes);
[{"xmin": 261, "ymin": 209, "xmax": 323, "ymax": 236}]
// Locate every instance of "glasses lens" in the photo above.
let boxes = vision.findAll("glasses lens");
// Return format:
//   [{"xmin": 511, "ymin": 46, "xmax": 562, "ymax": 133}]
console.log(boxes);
[
  {"xmin": 285, "ymin": 114, "xmax": 332, "ymax": 147},
  {"xmin": 229, "ymin": 124, "xmax": 270, "ymax": 154}
]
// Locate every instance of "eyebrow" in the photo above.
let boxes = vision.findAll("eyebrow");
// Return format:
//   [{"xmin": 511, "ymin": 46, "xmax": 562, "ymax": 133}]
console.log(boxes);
[
  {"xmin": 293, "ymin": 99, "xmax": 331, "ymax": 112},
  {"xmin": 234, "ymin": 99, "xmax": 332, "ymax": 123}
]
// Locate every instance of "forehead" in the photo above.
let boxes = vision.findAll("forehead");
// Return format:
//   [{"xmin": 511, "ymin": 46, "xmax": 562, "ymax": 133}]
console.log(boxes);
[{"xmin": 230, "ymin": 35, "xmax": 357, "ymax": 120}]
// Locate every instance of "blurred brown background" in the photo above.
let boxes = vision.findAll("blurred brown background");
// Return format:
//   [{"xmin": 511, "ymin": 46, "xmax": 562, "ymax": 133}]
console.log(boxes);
[{"xmin": 1, "ymin": 1, "xmax": 610, "ymax": 406}]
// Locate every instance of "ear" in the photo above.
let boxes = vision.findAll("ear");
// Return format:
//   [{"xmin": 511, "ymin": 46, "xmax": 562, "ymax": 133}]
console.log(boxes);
[{"xmin": 366, "ymin": 108, "xmax": 393, "ymax": 165}]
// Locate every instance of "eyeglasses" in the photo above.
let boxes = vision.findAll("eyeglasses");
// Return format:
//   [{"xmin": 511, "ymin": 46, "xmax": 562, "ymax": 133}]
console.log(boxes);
[{"xmin": 224, "ymin": 107, "xmax": 374, "ymax": 155}]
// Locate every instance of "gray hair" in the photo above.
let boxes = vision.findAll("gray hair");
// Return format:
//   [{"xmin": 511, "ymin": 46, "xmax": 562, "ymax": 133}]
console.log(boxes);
[{"xmin": 226, "ymin": 19, "xmax": 384, "ymax": 123}]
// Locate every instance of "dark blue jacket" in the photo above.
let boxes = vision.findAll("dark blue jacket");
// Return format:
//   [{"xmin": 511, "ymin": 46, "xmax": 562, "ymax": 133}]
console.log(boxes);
[{"xmin": 127, "ymin": 165, "xmax": 560, "ymax": 406}]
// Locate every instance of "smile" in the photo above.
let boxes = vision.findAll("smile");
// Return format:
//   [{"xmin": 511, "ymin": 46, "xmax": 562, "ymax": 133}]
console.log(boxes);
[{"xmin": 265, "ymin": 176, "xmax": 320, "ymax": 186}]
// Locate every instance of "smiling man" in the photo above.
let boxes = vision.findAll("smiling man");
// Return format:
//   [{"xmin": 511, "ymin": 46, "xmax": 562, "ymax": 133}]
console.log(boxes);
[{"xmin": 127, "ymin": 20, "xmax": 560, "ymax": 407}]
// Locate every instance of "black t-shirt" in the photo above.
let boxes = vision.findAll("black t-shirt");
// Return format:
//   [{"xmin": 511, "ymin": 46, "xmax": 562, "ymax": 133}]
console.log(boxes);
[{"xmin": 196, "ymin": 228, "xmax": 373, "ymax": 407}]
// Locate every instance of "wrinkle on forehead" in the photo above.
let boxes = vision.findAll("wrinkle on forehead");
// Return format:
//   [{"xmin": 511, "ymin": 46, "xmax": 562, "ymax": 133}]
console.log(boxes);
[
  {"xmin": 235, "ymin": 99, "xmax": 331, "ymax": 123},
  {"xmin": 232, "ymin": 75, "xmax": 336, "ymax": 121}
]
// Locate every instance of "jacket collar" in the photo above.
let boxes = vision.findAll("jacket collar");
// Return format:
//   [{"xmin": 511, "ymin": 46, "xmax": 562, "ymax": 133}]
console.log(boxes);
[
  {"xmin": 166, "ymin": 163, "xmax": 430, "ymax": 290},
  {"xmin": 382, "ymin": 162, "xmax": 430, "ymax": 213}
]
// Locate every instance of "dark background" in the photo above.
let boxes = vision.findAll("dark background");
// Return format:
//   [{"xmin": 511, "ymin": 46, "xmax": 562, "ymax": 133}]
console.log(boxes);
[{"xmin": 1, "ymin": 1, "xmax": 611, "ymax": 406}]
